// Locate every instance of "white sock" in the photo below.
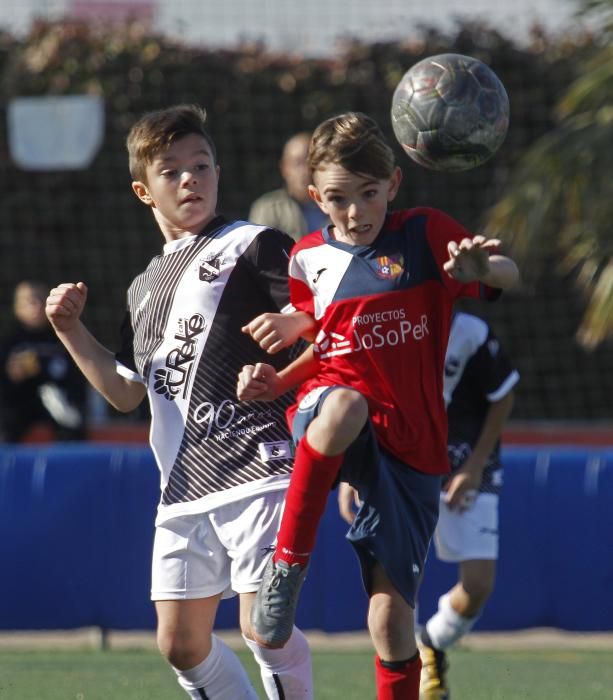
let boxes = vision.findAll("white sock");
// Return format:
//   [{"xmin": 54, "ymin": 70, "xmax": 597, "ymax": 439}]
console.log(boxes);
[
  {"xmin": 174, "ymin": 634, "xmax": 259, "ymax": 700},
  {"xmin": 425, "ymin": 592, "xmax": 479, "ymax": 651},
  {"xmin": 244, "ymin": 626, "xmax": 313, "ymax": 699}
]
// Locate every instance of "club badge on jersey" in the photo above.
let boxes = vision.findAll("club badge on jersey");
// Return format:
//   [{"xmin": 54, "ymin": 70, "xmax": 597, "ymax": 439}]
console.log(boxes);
[{"xmin": 373, "ymin": 254, "xmax": 405, "ymax": 280}]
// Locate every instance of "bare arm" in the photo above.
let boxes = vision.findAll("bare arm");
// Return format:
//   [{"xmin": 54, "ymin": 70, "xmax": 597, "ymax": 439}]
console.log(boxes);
[
  {"xmin": 445, "ymin": 390, "xmax": 515, "ymax": 511},
  {"xmin": 46, "ymin": 283, "xmax": 146, "ymax": 413},
  {"xmin": 242, "ymin": 310, "xmax": 317, "ymax": 354}
]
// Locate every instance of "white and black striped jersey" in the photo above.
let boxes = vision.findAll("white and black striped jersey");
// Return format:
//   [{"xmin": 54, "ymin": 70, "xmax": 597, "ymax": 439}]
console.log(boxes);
[
  {"xmin": 444, "ymin": 311, "xmax": 520, "ymax": 494},
  {"xmin": 115, "ymin": 216, "xmax": 296, "ymax": 524}
]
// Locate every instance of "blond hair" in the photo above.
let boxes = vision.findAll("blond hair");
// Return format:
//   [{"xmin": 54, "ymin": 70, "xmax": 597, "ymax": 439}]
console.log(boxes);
[{"xmin": 308, "ymin": 112, "xmax": 396, "ymax": 180}]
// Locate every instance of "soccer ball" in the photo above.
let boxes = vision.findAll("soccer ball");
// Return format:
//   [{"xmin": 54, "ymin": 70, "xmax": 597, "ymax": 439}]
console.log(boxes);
[{"xmin": 391, "ymin": 53, "xmax": 510, "ymax": 172}]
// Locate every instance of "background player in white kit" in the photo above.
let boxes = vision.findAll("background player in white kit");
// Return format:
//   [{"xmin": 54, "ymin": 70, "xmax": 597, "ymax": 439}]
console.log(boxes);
[
  {"xmin": 46, "ymin": 104, "xmax": 314, "ymax": 700},
  {"xmin": 341, "ymin": 310, "xmax": 519, "ymax": 700},
  {"xmin": 417, "ymin": 311, "xmax": 519, "ymax": 699}
]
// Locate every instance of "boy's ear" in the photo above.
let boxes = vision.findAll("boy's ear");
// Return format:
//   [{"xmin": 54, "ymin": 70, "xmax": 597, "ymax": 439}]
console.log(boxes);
[
  {"xmin": 308, "ymin": 184, "xmax": 327, "ymax": 212},
  {"xmin": 132, "ymin": 181, "xmax": 153, "ymax": 206},
  {"xmin": 387, "ymin": 166, "xmax": 403, "ymax": 202}
]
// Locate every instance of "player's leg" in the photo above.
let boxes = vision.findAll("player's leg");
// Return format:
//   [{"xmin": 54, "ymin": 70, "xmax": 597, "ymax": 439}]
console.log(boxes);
[
  {"xmin": 214, "ymin": 490, "xmax": 313, "ymax": 698},
  {"xmin": 422, "ymin": 559, "xmax": 496, "ymax": 648},
  {"xmin": 152, "ymin": 513, "xmax": 259, "ymax": 699},
  {"xmin": 347, "ymin": 452, "xmax": 440, "ymax": 699},
  {"xmin": 275, "ymin": 385, "xmax": 369, "ymax": 567},
  {"xmin": 368, "ymin": 564, "xmax": 422, "ymax": 700},
  {"xmin": 242, "ymin": 599, "xmax": 312, "ymax": 700},
  {"xmin": 251, "ymin": 386, "xmax": 368, "ymax": 648},
  {"xmin": 156, "ymin": 598, "xmax": 257, "ymax": 699},
  {"xmin": 420, "ymin": 493, "xmax": 499, "ymax": 699}
]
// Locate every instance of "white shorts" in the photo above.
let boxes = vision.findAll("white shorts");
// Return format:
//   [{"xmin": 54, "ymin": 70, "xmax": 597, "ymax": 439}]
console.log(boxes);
[
  {"xmin": 433, "ymin": 492, "xmax": 499, "ymax": 562},
  {"xmin": 150, "ymin": 490, "xmax": 284, "ymax": 601}
]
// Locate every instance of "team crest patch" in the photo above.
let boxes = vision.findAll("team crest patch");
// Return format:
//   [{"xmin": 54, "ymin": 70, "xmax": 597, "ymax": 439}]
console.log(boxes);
[
  {"xmin": 198, "ymin": 254, "xmax": 223, "ymax": 282},
  {"xmin": 373, "ymin": 254, "xmax": 404, "ymax": 279}
]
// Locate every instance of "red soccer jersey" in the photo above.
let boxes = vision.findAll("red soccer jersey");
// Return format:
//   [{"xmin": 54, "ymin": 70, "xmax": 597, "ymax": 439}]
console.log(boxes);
[{"xmin": 287, "ymin": 207, "xmax": 497, "ymax": 475}]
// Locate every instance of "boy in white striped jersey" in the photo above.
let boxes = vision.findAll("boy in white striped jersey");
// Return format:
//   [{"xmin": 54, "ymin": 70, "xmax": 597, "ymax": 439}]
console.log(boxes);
[{"xmin": 46, "ymin": 104, "xmax": 314, "ymax": 700}]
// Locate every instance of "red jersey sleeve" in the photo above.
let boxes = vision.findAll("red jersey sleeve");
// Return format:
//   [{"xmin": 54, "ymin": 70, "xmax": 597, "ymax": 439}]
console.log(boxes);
[
  {"xmin": 288, "ymin": 253, "xmax": 315, "ymax": 316},
  {"xmin": 287, "ymin": 231, "xmax": 328, "ymax": 322},
  {"xmin": 424, "ymin": 208, "xmax": 498, "ymax": 301}
]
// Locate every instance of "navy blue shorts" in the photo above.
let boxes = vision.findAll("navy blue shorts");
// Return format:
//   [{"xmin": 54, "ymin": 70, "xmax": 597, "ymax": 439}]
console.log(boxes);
[{"xmin": 292, "ymin": 385, "xmax": 441, "ymax": 607}]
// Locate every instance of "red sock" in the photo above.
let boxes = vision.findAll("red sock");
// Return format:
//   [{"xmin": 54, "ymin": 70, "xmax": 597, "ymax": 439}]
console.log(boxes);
[
  {"xmin": 375, "ymin": 654, "xmax": 421, "ymax": 700},
  {"xmin": 273, "ymin": 436, "xmax": 343, "ymax": 567}
]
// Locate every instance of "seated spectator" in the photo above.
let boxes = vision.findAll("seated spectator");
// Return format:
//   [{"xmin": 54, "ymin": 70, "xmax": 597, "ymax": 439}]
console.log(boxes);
[
  {"xmin": 249, "ymin": 131, "xmax": 329, "ymax": 241},
  {"xmin": 0, "ymin": 280, "xmax": 88, "ymax": 442}
]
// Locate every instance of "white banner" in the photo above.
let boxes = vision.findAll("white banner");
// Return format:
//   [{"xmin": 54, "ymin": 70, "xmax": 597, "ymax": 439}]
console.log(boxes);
[{"xmin": 8, "ymin": 94, "xmax": 105, "ymax": 171}]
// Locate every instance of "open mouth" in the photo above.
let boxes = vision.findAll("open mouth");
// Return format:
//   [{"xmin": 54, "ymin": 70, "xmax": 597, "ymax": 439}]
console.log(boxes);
[{"xmin": 181, "ymin": 194, "xmax": 201, "ymax": 204}]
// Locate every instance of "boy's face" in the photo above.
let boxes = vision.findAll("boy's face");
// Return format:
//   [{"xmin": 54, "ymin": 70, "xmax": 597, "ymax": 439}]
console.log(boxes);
[
  {"xmin": 309, "ymin": 163, "xmax": 401, "ymax": 246},
  {"xmin": 132, "ymin": 133, "xmax": 220, "ymax": 239}
]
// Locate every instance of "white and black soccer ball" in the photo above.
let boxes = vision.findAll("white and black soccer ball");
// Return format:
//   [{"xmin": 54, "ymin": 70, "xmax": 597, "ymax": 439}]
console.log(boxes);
[{"xmin": 391, "ymin": 53, "xmax": 510, "ymax": 172}]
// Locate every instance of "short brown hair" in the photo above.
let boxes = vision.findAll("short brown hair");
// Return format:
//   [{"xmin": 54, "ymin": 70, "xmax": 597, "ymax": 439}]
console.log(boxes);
[
  {"xmin": 308, "ymin": 112, "xmax": 396, "ymax": 180},
  {"xmin": 126, "ymin": 104, "xmax": 217, "ymax": 182}
]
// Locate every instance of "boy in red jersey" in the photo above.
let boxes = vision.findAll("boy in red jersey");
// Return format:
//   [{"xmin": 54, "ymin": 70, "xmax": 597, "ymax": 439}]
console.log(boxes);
[{"xmin": 238, "ymin": 111, "xmax": 518, "ymax": 700}]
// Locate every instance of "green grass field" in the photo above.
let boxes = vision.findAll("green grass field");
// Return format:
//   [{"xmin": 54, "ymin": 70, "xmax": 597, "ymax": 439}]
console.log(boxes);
[{"xmin": 1, "ymin": 646, "xmax": 613, "ymax": 699}]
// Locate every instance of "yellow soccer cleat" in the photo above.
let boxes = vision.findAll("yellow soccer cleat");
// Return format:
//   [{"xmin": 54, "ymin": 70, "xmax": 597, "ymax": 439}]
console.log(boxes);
[{"xmin": 419, "ymin": 641, "xmax": 450, "ymax": 700}]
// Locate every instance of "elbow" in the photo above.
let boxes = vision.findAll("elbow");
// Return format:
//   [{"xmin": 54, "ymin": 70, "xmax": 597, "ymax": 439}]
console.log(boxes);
[
  {"xmin": 105, "ymin": 383, "xmax": 146, "ymax": 413},
  {"xmin": 111, "ymin": 401, "xmax": 141, "ymax": 414}
]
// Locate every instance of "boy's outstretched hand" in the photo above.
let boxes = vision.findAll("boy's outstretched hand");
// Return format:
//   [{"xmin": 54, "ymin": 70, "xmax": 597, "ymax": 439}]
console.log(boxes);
[
  {"xmin": 443, "ymin": 235, "xmax": 501, "ymax": 284},
  {"xmin": 237, "ymin": 362, "xmax": 280, "ymax": 402}
]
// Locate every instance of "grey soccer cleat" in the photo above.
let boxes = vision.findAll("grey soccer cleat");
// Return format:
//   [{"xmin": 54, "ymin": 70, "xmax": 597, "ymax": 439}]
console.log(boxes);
[{"xmin": 251, "ymin": 555, "xmax": 308, "ymax": 648}]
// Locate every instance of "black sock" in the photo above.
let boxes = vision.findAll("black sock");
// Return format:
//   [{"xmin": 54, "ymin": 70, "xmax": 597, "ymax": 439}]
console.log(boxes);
[{"xmin": 379, "ymin": 651, "xmax": 420, "ymax": 670}]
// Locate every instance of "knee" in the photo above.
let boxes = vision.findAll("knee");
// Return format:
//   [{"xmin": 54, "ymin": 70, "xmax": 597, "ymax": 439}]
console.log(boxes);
[
  {"xmin": 368, "ymin": 596, "xmax": 415, "ymax": 655},
  {"xmin": 157, "ymin": 626, "xmax": 211, "ymax": 670},
  {"xmin": 312, "ymin": 389, "xmax": 368, "ymax": 445}
]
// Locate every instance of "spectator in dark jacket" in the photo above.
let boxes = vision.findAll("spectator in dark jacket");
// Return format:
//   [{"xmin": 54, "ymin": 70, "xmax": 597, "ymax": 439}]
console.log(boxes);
[{"xmin": 0, "ymin": 280, "xmax": 87, "ymax": 442}]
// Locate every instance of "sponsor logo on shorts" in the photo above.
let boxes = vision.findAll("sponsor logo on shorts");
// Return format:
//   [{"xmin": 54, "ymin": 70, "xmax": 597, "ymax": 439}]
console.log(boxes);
[
  {"xmin": 258, "ymin": 440, "xmax": 293, "ymax": 462},
  {"xmin": 298, "ymin": 386, "xmax": 330, "ymax": 410},
  {"xmin": 479, "ymin": 526, "xmax": 499, "ymax": 536}
]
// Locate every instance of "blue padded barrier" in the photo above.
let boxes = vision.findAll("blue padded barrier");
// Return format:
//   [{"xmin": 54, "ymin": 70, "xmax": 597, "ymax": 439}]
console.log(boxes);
[
  {"xmin": 416, "ymin": 447, "xmax": 613, "ymax": 632},
  {"xmin": 0, "ymin": 444, "xmax": 611, "ymax": 632}
]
